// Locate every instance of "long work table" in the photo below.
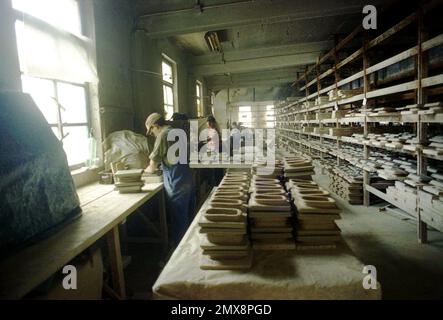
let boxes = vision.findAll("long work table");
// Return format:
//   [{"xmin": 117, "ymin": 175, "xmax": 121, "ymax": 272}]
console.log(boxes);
[
  {"xmin": 0, "ymin": 181, "xmax": 165, "ymax": 300},
  {"xmin": 153, "ymin": 188, "xmax": 382, "ymax": 300}
]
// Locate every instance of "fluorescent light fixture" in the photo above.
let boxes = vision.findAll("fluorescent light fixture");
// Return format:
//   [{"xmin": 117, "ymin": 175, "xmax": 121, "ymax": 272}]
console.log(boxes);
[{"xmin": 204, "ymin": 31, "xmax": 222, "ymax": 52}]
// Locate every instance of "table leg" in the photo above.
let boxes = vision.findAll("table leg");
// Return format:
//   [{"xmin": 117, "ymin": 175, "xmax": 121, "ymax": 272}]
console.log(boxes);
[
  {"xmin": 418, "ymin": 214, "xmax": 428, "ymax": 244},
  {"xmin": 106, "ymin": 226, "xmax": 126, "ymax": 299},
  {"xmin": 363, "ymin": 171, "xmax": 370, "ymax": 207},
  {"xmin": 158, "ymin": 190, "xmax": 169, "ymax": 255}
]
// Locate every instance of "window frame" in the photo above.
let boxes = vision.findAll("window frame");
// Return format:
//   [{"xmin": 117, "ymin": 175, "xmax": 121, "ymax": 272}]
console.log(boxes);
[
  {"xmin": 13, "ymin": 0, "xmax": 93, "ymax": 170},
  {"xmin": 196, "ymin": 80, "xmax": 203, "ymax": 117},
  {"xmin": 161, "ymin": 55, "xmax": 177, "ymax": 119},
  {"xmin": 20, "ymin": 74, "xmax": 91, "ymax": 170}
]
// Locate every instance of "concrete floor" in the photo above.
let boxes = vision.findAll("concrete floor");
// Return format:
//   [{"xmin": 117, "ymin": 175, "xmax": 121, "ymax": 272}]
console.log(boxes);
[
  {"xmin": 314, "ymin": 169, "xmax": 443, "ymax": 299},
  {"xmin": 123, "ymin": 170, "xmax": 443, "ymax": 300}
]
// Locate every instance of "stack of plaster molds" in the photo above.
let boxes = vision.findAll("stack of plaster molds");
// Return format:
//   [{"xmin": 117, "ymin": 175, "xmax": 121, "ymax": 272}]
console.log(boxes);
[
  {"xmin": 199, "ymin": 171, "xmax": 252, "ymax": 270},
  {"xmin": 251, "ymin": 158, "xmax": 283, "ymax": 179},
  {"xmin": 248, "ymin": 175, "xmax": 295, "ymax": 250},
  {"xmin": 328, "ymin": 166, "xmax": 363, "ymax": 205},
  {"xmin": 418, "ymin": 172, "xmax": 443, "ymax": 232},
  {"xmin": 287, "ymin": 180, "xmax": 342, "ymax": 249},
  {"xmin": 283, "ymin": 155, "xmax": 314, "ymax": 181},
  {"xmin": 315, "ymin": 95, "xmax": 329, "ymax": 106},
  {"xmin": 423, "ymin": 136, "xmax": 443, "ymax": 157}
]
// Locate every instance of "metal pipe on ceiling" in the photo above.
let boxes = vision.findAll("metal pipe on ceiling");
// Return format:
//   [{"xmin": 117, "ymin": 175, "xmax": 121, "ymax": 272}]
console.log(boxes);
[{"xmin": 137, "ymin": 0, "xmax": 256, "ymax": 19}]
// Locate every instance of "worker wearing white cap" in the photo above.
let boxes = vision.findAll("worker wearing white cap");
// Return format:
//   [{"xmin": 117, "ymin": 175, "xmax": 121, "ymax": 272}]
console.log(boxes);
[{"xmin": 145, "ymin": 113, "xmax": 195, "ymax": 246}]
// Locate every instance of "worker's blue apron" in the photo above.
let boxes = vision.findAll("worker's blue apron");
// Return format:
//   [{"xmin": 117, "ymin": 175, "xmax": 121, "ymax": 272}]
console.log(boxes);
[{"xmin": 162, "ymin": 162, "xmax": 195, "ymax": 246}]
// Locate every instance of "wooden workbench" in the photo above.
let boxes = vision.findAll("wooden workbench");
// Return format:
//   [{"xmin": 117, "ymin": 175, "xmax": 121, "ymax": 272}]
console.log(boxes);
[{"xmin": 0, "ymin": 181, "xmax": 164, "ymax": 300}]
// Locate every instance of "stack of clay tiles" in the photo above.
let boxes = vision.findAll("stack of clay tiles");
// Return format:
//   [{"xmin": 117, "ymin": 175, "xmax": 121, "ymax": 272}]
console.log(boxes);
[
  {"xmin": 248, "ymin": 171, "xmax": 295, "ymax": 250},
  {"xmin": 328, "ymin": 166, "xmax": 363, "ymax": 205},
  {"xmin": 251, "ymin": 156, "xmax": 284, "ymax": 179},
  {"xmin": 199, "ymin": 171, "xmax": 252, "ymax": 270},
  {"xmin": 287, "ymin": 179, "xmax": 342, "ymax": 249},
  {"xmin": 283, "ymin": 155, "xmax": 315, "ymax": 181}
]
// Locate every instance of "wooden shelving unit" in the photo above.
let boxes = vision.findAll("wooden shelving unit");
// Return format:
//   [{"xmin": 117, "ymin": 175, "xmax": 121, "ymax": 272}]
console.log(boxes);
[{"xmin": 276, "ymin": 6, "xmax": 443, "ymax": 243}]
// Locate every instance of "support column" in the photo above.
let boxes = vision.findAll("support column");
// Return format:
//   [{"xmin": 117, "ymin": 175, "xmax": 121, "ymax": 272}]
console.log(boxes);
[{"xmin": 416, "ymin": 8, "xmax": 428, "ymax": 244}]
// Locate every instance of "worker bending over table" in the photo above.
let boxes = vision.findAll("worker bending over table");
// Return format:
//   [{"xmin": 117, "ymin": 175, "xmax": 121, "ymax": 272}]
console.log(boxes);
[{"xmin": 145, "ymin": 113, "xmax": 195, "ymax": 247}]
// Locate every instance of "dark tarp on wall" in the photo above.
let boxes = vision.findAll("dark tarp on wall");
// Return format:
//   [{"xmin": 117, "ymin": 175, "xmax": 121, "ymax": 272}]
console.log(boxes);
[{"xmin": 0, "ymin": 92, "xmax": 81, "ymax": 258}]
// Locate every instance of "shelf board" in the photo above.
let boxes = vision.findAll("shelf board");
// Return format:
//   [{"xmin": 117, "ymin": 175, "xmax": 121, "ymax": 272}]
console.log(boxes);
[
  {"xmin": 339, "ymin": 116, "xmax": 365, "ymax": 123},
  {"xmin": 279, "ymin": 114, "xmax": 420, "ymax": 124},
  {"xmin": 279, "ymin": 133, "xmax": 420, "ymax": 159},
  {"xmin": 421, "ymin": 113, "xmax": 443, "ymax": 123},
  {"xmin": 365, "ymin": 184, "xmax": 417, "ymax": 217},
  {"xmin": 423, "ymin": 153, "xmax": 443, "ymax": 161}
]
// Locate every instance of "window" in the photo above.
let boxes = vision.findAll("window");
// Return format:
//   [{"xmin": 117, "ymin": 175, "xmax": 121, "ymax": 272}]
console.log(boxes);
[
  {"xmin": 238, "ymin": 106, "xmax": 252, "ymax": 128},
  {"xmin": 13, "ymin": 0, "xmax": 82, "ymax": 35},
  {"xmin": 235, "ymin": 104, "xmax": 275, "ymax": 128},
  {"xmin": 13, "ymin": 0, "xmax": 96, "ymax": 168},
  {"xmin": 266, "ymin": 105, "xmax": 275, "ymax": 128},
  {"xmin": 196, "ymin": 80, "xmax": 203, "ymax": 117},
  {"xmin": 162, "ymin": 58, "xmax": 176, "ymax": 120}
]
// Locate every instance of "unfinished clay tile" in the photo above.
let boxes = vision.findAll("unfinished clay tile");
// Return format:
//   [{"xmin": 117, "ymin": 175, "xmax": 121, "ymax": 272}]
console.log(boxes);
[
  {"xmin": 213, "ymin": 191, "xmax": 247, "ymax": 201},
  {"xmin": 199, "ymin": 217, "xmax": 246, "ymax": 230},
  {"xmin": 252, "ymin": 216, "xmax": 291, "ymax": 227},
  {"xmin": 218, "ymin": 182, "xmax": 249, "ymax": 190},
  {"xmin": 254, "ymin": 199, "xmax": 289, "ymax": 207},
  {"xmin": 206, "ymin": 232, "xmax": 246, "ymax": 245},
  {"xmin": 200, "ymin": 236, "xmax": 249, "ymax": 250},
  {"xmin": 203, "ymin": 207, "xmax": 244, "ymax": 222},
  {"xmin": 203, "ymin": 249, "xmax": 250, "ymax": 260},
  {"xmin": 216, "ymin": 185, "xmax": 245, "ymax": 192},
  {"xmin": 251, "ymin": 184, "xmax": 283, "ymax": 190},
  {"xmin": 251, "ymin": 232, "xmax": 293, "ymax": 240},
  {"xmin": 249, "ymin": 210, "xmax": 292, "ymax": 218},
  {"xmin": 253, "ymin": 194, "xmax": 287, "ymax": 201},
  {"xmin": 252, "ymin": 239, "xmax": 296, "ymax": 250},
  {"xmin": 293, "ymin": 190, "xmax": 330, "ymax": 196},
  {"xmin": 295, "ymin": 201, "xmax": 341, "ymax": 214},
  {"xmin": 294, "ymin": 195, "xmax": 337, "ymax": 209},
  {"xmin": 249, "ymin": 195, "xmax": 290, "ymax": 209},
  {"xmin": 289, "ymin": 184, "xmax": 321, "ymax": 192},
  {"xmin": 252, "ymin": 177, "xmax": 280, "ymax": 183},
  {"xmin": 209, "ymin": 199, "xmax": 247, "ymax": 212},
  {"xmin": 289, "ymin": 183, "xmax": 317, "ymax": 188},
  {"xmin": 253, "ymin": 189, "xmax": 286, "ymax": 195}
]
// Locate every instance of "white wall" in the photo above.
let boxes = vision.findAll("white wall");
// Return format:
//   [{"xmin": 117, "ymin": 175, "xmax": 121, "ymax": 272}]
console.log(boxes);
[
  {"xmin": 212, "ymin": 89, "xmax": 229, "ymax": 129},
  {"xmin": 132, "ymin": 33, "xmax": 205, "ymax": 133},
  {"xmin": 0, "ymin": 0, "xmax": 21, "ymax": 92}
]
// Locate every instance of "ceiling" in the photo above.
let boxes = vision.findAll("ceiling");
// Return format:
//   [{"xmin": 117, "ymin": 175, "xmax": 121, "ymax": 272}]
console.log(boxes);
[{"xmin": 135, "ymin": 0, "xmax": 395, "ymax": 91}]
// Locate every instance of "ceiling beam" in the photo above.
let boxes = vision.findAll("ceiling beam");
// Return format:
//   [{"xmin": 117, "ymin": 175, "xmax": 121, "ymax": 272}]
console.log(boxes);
[
  {"xmin": 137, "ymin": 0, "xmax": 376, "ymax": 38},
  {"xmin": 206, "ymin": 67, "xmax": 303, "ymax": 90},
  {"xmin": 194, "ymin": 51, "xmax": 318, "ymax": 76},
  {"xmin": 192, "ymin": 40, "xmax": 333, "ymax": 66}
]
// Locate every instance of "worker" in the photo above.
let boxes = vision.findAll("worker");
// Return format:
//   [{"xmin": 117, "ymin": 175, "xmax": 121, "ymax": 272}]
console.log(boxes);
[
  {"xmin": 204, "ymin": 115, "xmax": 225, "ymax": 186},
  {"xmin": 206, "ymin": 115, "xmax": 222, "ymax": 153},
  {"xmin": 230, "ymin": 121, "xmax": 242, "ymax": 154},
  {"xmin": 145, "ymin": 113, "xmax": 195, "ymax": 247}
]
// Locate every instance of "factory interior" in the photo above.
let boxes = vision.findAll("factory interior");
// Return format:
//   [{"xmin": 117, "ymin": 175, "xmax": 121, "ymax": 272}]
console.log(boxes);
[{"xmin": 1, "ymin": 0, "xmax": 443, "ymax": 301}]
